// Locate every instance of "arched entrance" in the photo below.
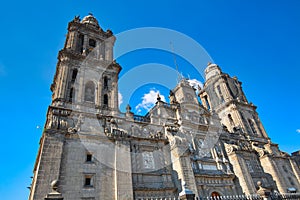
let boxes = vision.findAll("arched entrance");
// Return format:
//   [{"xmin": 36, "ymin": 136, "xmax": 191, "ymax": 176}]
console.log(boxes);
[{"xmin": 211, "ymin": 191, "xmax": 220, "ymax": 197}]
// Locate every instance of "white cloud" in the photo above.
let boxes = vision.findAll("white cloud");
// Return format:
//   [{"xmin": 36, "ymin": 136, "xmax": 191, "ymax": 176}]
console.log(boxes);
[
  {"xmin": 135, "ymin": 89, "xmax": 166, "ymax": 113},
  {"xmin": 118, "ymin": 92, "xmax": 123, "ymax": 107},
  {"xmin": 296, "ymin": 129, "xmax": 300, "ymax": 133},
  {"xmin": 188, "ymin": 79, "xmax": 203, "ymax": 94}
]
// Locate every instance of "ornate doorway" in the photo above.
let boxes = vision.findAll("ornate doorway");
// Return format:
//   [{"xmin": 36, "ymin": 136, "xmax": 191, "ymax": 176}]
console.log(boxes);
[{"xmin": 211, "ymin": 191, "xmax": 220, "ymax": 197}]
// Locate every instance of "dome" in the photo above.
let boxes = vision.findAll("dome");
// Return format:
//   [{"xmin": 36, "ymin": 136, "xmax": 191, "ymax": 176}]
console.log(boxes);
[
  {"xmin": 81, "ymin": 14, "xmax": 100, "ymax": 28},
  {"xmin": 204, "ymin": 62, "xmax": 222, "ymax": 80}
]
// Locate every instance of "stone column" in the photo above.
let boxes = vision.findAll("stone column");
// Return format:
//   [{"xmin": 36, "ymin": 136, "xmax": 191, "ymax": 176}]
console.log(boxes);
[
  {"xmin": 220, "ymin": 79, "xmax": 232, "ymax": 102},
  {"xmin": 232, "ymin": 108, "xmax": 246, "ymax": 133},
  {"xmin": 66, "ymin": 31, "xmax": 77, "ymax": 51},
  {"xmin": 96, "ymin": 81, "xmax": 102, "ymax": 108},
  {"xmin": 58, "ymin": 65, "xmax": 68, "ymax": 100},
  {"xmin": 111, "ymin": 79, "xmax": 118, "ymax": 113},
  {"xmin": 82, "ymin": 35, "xmax": 88, "ymax": 56}
]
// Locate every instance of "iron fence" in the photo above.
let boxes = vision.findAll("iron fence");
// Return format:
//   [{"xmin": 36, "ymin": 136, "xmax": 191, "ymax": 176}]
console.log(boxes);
[{"xmin": 134, "ymin": 193, "xmax": 300, "ymax": 200}]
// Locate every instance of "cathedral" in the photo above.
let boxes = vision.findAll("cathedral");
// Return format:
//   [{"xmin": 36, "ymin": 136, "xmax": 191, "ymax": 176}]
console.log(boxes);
[{"xmin": 29, "ymin": 14, "xmax": 300, "ymax": 200}]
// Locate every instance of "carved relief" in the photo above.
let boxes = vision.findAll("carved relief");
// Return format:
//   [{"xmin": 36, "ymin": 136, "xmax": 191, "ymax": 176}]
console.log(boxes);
[
  {"xmin": 67, "ymin": 114, "xmax": 84, "ymax": 134},
  {"xmin": 47, "ymin": 108, "xmax": 72, "ymax": 130},
  {"xmin": 100, "ymin": 116, "xmax": 129, "ymax": 139},
  {"xmin": 149, "ymin": 131, "xmax": 164, "ymax": 139},
  {"xmin": 224, "ymin": 143, "xmax": 241, "ymax": 154},
  {"xmin": 251, "ymin": 142, "xmax": 268, "ymax": 157},
  {"xmin": 142, "ymin": 152, "xmax": 155, "ymax": 169}
]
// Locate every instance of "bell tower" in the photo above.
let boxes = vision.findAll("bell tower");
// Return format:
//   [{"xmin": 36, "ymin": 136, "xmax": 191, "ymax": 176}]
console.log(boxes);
[
  {"xmin": 199, "ymin": 63, "xmax": 268, "ymax": 139},
  {"xmin": 29, "ymin": 14, "xmax": 122, "ymax": 200},
  {"xmin": 50, "ymin": 14, "xmax": 121, "ymax": 113}
]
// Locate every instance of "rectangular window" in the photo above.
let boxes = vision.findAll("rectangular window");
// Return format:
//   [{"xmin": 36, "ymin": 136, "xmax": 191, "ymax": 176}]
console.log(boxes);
[
  {"xmin": 84, "ymin": 176, "xmax": 93, "ymax": 187},
  {"xmin": 85, "ymin": 177, "xmax": 91, "ymax": 186},
  {"xmin": 86, "ymin": 154, "xmax": 92, "ymax": 162}
]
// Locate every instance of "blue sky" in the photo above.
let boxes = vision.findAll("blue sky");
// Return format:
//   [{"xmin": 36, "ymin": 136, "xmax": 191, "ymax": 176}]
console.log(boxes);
[{"xmin": 0, "ymin": 0, "xmax": 300, "ymax": 199}]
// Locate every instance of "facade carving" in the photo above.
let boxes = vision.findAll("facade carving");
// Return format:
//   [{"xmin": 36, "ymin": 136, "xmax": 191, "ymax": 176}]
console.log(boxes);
[{"xmin": 29, "ymin": 15, "xmax": 300, "ymax": 200}]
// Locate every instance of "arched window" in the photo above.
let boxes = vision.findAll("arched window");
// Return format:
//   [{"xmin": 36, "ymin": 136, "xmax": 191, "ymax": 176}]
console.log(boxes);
[
  {"xmin": 248, "ymin": 119, "xmax": 257, "ymax": 134},
  {"xmin": 103, "ymin": 94, "xmax": 108, "ymax": 106},
  {"xmin": 204, "ymin": 95, "xmax": 211, "ymax": 110},
  {"xmin": 103, "ymin": 76, "xmax": 108, "ymax": 89},
  {"xmin": 78, "ymin": 34, "xmax": 84, "ymax": 53},
  {"xmin": 89, "ymin": 39, "xmax": 96, "ymax": 47},
  {"xmin": 68, "ymin": 87, "xmax": 75, "ymax": 103},
  {"xmin": 71, "ymin": 69, "xmax": 78, "ymax": 82},
  {"xmin": 228, "ymin": 114, "xmax": 234, "ymax": 126},
  {"xmin": 84, "ymin": 81, "xmax": 95, "ymax": 102}
]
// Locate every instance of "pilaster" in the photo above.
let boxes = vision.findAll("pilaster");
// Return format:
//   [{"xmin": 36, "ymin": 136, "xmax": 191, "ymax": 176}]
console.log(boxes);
[
  {"xmin": 259, "ymin": 155, "xmax": 286, "ymax": 193},
  {"xmin": 114, "ymin": 140, "xmax": 134, "ymax": 200},
  {"xmin": 226, "ymin": 151, "xmax": 256, "ymax": 194}
]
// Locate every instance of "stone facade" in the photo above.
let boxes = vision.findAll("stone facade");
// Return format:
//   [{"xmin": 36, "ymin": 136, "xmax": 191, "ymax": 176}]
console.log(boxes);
[{"xmin": 29, "ymin": 15, "xmax": 300, "ymax": 200}]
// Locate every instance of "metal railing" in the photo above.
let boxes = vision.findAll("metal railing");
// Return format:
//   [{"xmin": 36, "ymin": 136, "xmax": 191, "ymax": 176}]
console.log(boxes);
[
  {"xmin": 134, "ymin": 193, "xmax": 300, "ymax": 200},
  {"xmin": 133, "ymin": 114, "xmax": 151, "ymax": 123}
]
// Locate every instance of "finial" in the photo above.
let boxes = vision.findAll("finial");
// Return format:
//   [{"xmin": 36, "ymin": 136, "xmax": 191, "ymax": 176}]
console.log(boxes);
[
  {"xmin": 73, "ymin": 15, "xmax": 80, "ymax": 22},
  {"xmin": 157, "ymin": 93, "xmax": 161, "ymax": 101},
  {"xmin": 257, "ymin": 180, "xmax": 271, "ymax": 197},
  {"xmin": 88, "ymin": 12, "xmax": 93, "ymax": 16},
  {"xmin": 257, "ymin": 181, "xmax": 262, "ymax": 188},
  {"xmin": 207, "ymin": 61, "xmax": 212, "ymax": 66},
  {"xmin": 126, "ymin": 104, "xmax": 131, "ymax": 112}
]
